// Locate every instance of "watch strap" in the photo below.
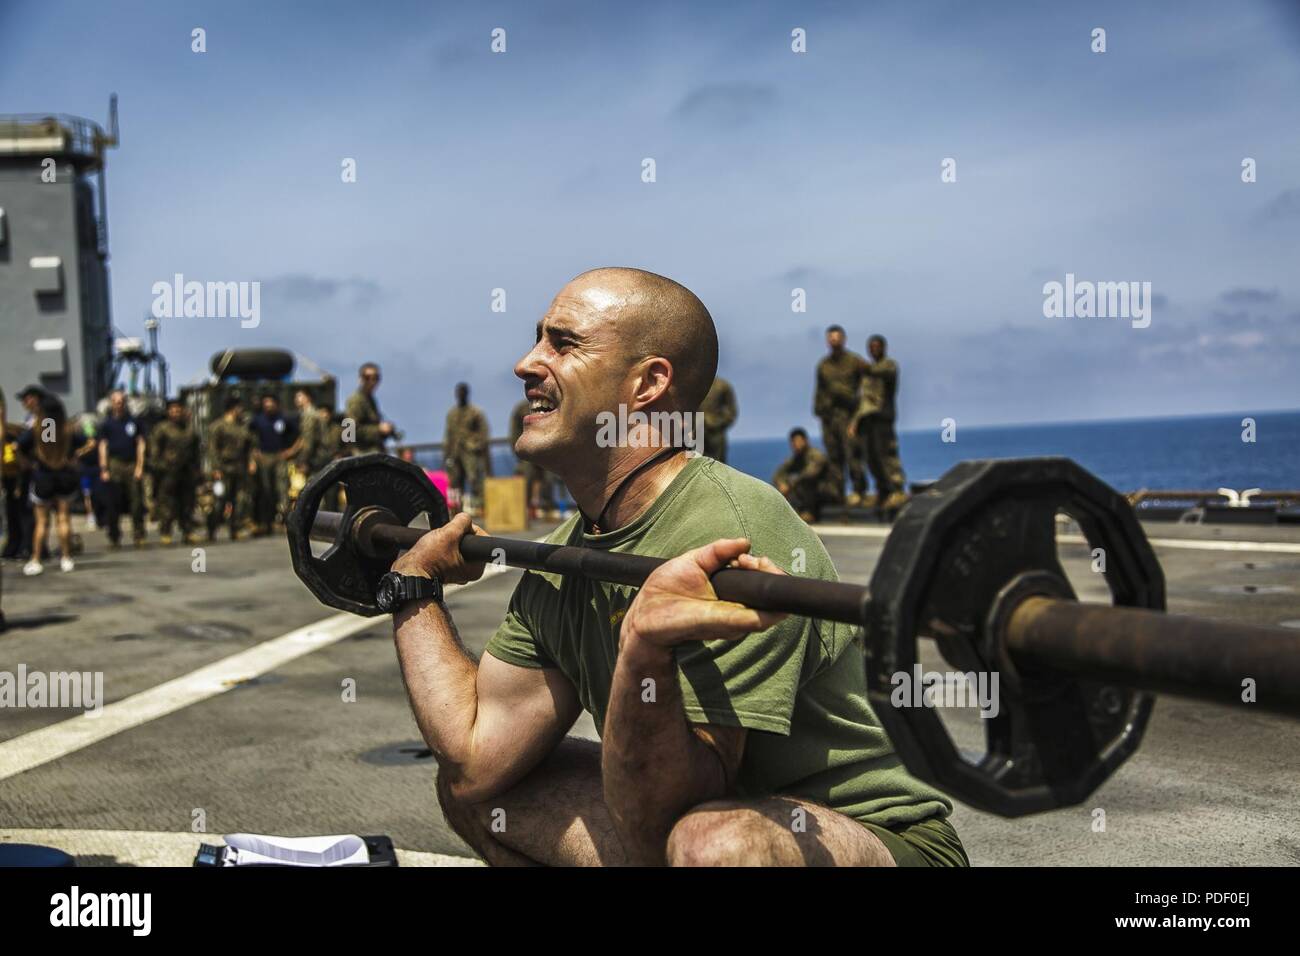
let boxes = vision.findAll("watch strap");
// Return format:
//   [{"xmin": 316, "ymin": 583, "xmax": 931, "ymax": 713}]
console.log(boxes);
[
  {"xmin": 381, "ymin": 572, "xmax": 443, "ymax": 612},
  {"xmin": 399, "ymin": 574, "xmax": 443, "ymax": 607}
]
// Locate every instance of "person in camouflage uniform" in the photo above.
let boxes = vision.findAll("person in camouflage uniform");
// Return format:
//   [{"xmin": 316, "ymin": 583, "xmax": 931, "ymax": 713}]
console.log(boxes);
[
  {"xmin": 444, "ymin": 382, "xmax": 489, "ymax": 512},
  {"xmin": 149, "ymin": 399, "xmax": 200, "ymax": 544},
  {"xmin": 344, "ymin": 363, "xmax": 396, "ymax": 455},
  {"xmin": 207, "ymin": 396, "xmax": 255, "ymax": 540},
  {"xmin": 314, "ymin": 408, "xmax": 345, "ymax": 513},
  {"xmin": 287, "ymin": 389, "xmax": 318, "ymax": 506},
  {"xmin": 509, "ymin": 397, "xmax": 557, "ymax": 518},
  {"xmin": 700, "ymin": 375, "xmax": 738, "ymax": 463},
  {"xmin": 294, "ymin": 396, "xmax": 341, "ymax": 501},
  {"xmin": 849, "ymin": 334, "xmax": 907, "ymax": 516},
  {"xmin": 195, "ymin": 478, "xmax": 218, "ymax": 540},
  {"xmin": 322, "ymin": 410, "xmax": 345, "ymax": 466},
  {"xmin": 293, "ymin": 389, "xmax": 324, "ymax": 478},
  {"xmin": 813, "ymin": 325, "xmax": 868, "ymax": 507},
  {"xmin": 772, "ymin": 427, "xmax": 839, "ymax": 522}
]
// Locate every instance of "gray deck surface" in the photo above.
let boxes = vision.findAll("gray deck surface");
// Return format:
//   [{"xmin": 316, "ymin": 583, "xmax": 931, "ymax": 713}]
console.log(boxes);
[{"xmin": 2, "ymin": 513, "xmax": 1297, "ymax": 866}]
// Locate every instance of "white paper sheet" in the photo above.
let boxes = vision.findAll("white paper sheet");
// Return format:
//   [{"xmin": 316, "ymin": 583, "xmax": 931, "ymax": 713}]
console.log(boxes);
[{"xmin": 221, "ymin": 833, "xmax": 370, "ymax": 867}]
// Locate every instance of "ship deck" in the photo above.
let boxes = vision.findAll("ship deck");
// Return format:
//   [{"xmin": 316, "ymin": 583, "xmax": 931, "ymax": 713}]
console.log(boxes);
[{"xmin": 2, "ymin": 515, "xmax": 1298, "ymax": 866}]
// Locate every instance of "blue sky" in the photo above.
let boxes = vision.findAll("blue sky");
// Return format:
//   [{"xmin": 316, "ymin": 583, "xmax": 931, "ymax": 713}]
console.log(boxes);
[{"xmin": 3, "ymin": 0, "xmax": 1298, "ymax": 440}]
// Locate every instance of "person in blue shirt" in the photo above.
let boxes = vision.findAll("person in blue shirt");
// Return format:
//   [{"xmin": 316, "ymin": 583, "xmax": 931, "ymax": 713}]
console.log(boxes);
[
  {"xmin": 248, "ymin": 393, "xmax": 299, "ymax": 536},
  {"xmin": 97, "ymin": 389, "xmax": 148, "ymax": 547}
]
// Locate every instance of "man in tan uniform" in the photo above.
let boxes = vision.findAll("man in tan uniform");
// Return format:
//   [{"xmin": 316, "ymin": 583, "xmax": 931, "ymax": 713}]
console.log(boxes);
[
  {"xmin": 344, "ymin": 363, "xmax": 397, "ymax": 455},
  {"xmin": 849, "ymin": 334, "xmax": 907, "ymax": 517},
  {"xmin": 699, "ymin": 376, "xmax": 738, "ymax": 463},
  {"xmin": 149, "ymin": 399, "xmax": 200, "ymax": 544},
  {"xmin": 292, "ymin": 389, "xmax": 323, "ymax": 477},
  {"xmin": 813, "ymin": 325, "xmax": 867, "ymax": 507},
  {"xmin": 207, "ymin": 396, "xmax": 255, "ymax": 541},
  {"xmin": 444, "ymin": 382, "xmax": 489, "ymax": 513}
]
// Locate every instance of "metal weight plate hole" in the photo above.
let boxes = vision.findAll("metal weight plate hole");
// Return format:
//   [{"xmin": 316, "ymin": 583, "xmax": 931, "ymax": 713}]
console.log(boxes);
[
  {"xmin": 310, "ymin": 477, "xmax": 350, "ymax": 559},
  {"xmin": 1053, "ymin": 507, "xmax": 1112, "ymax": 606},
  {"xmin": 940, "ymin": 684, "xmax": 997, "ymax": 770},
  {"xmin": 916, "ymin": 625, "xmax": 996, "ymax": 770}
]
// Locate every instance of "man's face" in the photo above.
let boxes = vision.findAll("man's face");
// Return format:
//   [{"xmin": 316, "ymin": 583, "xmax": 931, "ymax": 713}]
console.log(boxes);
[
  {"xmin": 361, "ymin": 367, "xmax": 380, "ymax": 393},
  {"xmin": 110, "ymin": 393, "xmax": 126, "ymax": 416},
  {"xmin": 826, "ymin": 330, "xmax": 845, "ymax": 352},
  {"xmin": 168, "ymin": 404, "xmax": 184, "ymax": 423},
  {"xmin": 295, "ymin": 391, "xmax": 310, "ymax": 410},
  {"xmin": 263, "ymin": 398, "xmax": 278, "ymax": 415},
  {"xmin": 791, "ymin": 433, "xmax": 808, "ymax": 455},
  {"xmin": 513, "ymin": 281, "xmax": 628, "ymax": 471},
  {"xmin": 22, "ymin": 394, "xmax": 40, "ymax": 414},
  {"xmin": 868, "ymin": 339, "xmax": 884, "ymax": 361}
]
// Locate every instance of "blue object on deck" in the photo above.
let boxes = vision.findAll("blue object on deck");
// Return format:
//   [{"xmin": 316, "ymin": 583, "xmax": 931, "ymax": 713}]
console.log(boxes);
[{"xmin": 0, "ymin": 844, "xmax": 77, "ymax": 866}]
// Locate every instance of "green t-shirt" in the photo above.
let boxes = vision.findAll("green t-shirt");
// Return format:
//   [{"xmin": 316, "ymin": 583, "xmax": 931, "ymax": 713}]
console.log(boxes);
[{"xmin": 485, "ymin": 456, "xmax": 951, "ymax": 827}]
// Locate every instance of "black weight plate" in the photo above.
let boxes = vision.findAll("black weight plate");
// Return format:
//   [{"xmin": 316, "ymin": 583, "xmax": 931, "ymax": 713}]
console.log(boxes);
[
  {"xmin": 864, "ymin": 457, "xmax": 1163, "ymax": 817},
  {"xmin": 287, "ymin": 454, "xmax": 448, "ymax": 616}
]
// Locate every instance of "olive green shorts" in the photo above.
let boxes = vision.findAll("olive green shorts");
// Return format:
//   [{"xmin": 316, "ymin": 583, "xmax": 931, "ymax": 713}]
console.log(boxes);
[{"xmin": 860, "ymin": 815, "xmax": 970, "ymax": 867}]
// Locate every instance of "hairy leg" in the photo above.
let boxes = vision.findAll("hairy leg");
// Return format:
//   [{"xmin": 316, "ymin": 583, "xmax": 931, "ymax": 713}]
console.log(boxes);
[
  {"xmin": 666, "ymin": 795, "xmax": 896, "ymax": 867},
  {"xmin": 436, "ymin": 736, "xmax": 630, "ymax": 867}
]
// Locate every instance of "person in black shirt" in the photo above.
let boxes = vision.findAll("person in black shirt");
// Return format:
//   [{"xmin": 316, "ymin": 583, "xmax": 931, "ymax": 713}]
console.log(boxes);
[
  {"xmin": 97, "ymin": 389, "xmax": 148, "ymax": 547},
  {"xmin": 248, "ymin": 393, "xmax": 298, "ymax": 535}
]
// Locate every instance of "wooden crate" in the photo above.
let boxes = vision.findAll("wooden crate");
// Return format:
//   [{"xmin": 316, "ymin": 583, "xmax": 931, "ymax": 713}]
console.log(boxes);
[{"xmin": 483, "ymin": 475, "xmax": 528, "ymax": 532}]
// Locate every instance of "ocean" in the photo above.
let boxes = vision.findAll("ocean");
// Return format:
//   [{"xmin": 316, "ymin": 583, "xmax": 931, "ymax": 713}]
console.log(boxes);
[
  {"xmin": 478, "ymin": 410, "xmax": 1298, "ymax": 500},
  {"xmin": 727, "ymin": 410, "xmax": 1300, "ymax": 494}
]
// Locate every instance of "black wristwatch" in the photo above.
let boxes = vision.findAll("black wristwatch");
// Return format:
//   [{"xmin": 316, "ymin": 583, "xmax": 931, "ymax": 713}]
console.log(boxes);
[{"xmin": 375, "ymin": 572, "xmax": 443, "ymax": 614}]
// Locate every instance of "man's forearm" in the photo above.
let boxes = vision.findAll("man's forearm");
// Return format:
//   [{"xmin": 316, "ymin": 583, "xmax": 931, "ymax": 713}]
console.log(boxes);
[
  {"xmin": 603, "ymin": 633, "xmax": 726, "ymax": 864},
  {"xmin": 392, "ymin": 599, "xmax": 482, "ymax": 777}
]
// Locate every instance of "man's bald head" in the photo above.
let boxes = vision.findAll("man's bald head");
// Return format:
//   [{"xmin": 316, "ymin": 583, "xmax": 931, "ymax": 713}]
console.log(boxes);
[
  {"xmin": 514, "ymin": 267, "xmax": 719, "ymax": 477},
  {"xmin": 565, "ymin": 267, "xmax": 718, "ymax": 411}
]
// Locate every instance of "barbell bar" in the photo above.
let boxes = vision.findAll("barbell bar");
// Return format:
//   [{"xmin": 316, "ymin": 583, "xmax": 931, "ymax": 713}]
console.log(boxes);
[
  {"xmin": 286, "ymin": 453, "xmax": 1300, "ymax": 815},
  {"xmin": 310, "ymin": 506, "xmax": 875, "ymax": 624},
  {"xmin": 299, "ymin": 457, "xmax": 1300, "ymax": 716}
]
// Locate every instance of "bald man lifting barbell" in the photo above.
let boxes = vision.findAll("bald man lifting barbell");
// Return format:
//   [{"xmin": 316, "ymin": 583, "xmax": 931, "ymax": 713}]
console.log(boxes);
[{"xmin": 383, "ymin": 267, "xmax": 966, "ymax": 867}]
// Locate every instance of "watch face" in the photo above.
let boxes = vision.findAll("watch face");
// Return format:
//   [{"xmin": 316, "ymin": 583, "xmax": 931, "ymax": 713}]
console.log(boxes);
[{"xmin": 376, "ymin": 575, "xmax": 397, "ymax": 612}]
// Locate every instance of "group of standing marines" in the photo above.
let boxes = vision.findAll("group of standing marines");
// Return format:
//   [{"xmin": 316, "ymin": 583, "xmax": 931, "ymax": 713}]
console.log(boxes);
[
  {"xmin": 93, "ymin": 363, "xmax": 401, "ymax": 545},
  {"xmin": 772, "ymin": 325, "xmax": 907, "ymax": 522},
  {"xmin": 5, "ymin": 328, "xmax": 907, "ymax": 564},
  {"xmin": 181, "ymin": 333, "xmax": 905, "ymax": 533},
  {"xmin": 660, "ymin": 326, "xmax": 907, "ymax": 525}
]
